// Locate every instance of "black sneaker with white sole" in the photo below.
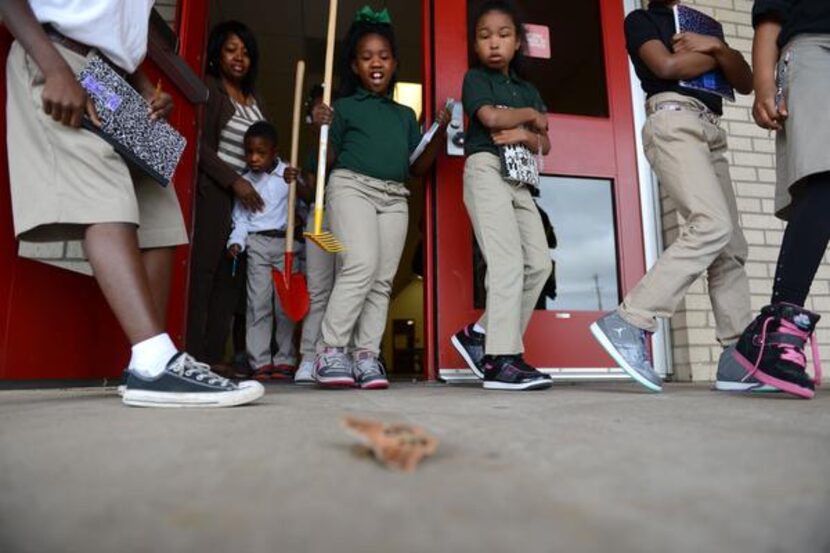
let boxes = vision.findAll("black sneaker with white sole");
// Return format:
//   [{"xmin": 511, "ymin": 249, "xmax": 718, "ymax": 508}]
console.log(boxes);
[
  {"xmin": 122, "ymin": 352, "xmax": 265, "ymax": 408},
  {"xmin": 117, "ymin": 368, "xmax": 128, "ymax": 397},
  {"xmin": 451, "ymin": 324, "xmax": 486, "ymax": 379},
  {"xmin": 482, "ymin": 355, "xmax": 552, "ymax": 391},
  {"xmin": 514, "ymin": 355, "xmax": 553, "ymax": 382}
]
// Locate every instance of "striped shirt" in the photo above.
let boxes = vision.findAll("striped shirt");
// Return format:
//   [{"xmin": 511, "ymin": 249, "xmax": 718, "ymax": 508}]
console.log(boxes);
[{"xmin": 217, "ymin": 99, "xmax": 265, "ymax": 175}]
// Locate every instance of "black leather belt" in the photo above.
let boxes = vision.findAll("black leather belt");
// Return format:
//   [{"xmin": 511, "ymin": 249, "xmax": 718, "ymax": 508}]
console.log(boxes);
[{"xmin": 251, "ymin": 229, "xmax": 286, "ymax": 238}]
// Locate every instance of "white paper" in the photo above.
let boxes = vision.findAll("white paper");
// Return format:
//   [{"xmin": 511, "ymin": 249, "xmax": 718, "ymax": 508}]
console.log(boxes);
[{"xmin": 410, "ymin": 98, "xmax": 454, "ymax": 165}]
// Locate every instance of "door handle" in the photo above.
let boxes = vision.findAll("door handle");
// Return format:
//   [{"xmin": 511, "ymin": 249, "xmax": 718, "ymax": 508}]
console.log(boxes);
[{"xmin": 446, "ymin": 100, "xmax": 464, "ymax": 157}]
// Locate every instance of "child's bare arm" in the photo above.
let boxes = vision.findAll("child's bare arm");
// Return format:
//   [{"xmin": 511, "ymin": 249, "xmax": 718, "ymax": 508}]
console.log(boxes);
[
  {"xmin": 672, "ymin": 32, "xmax": 753, "ymax": 94},
  {"xmin": 637, "ymin": 39, "xmax": 718, "ymax": 81},
  {"xmin": 297, "ymin": 171, "xmax": 316, "ymax": 204},
  {"xmin": 0, "ymin": 0, "xmax": 98, "ymax": 127},
  {"xmin": 752, "ymin": 20, "xmax": 784, "ymax": 130},
  {"xmin": 491, "ymin": 128, "xmax": 551, "ymax": 156},
  {"xmin": 128, "ymin": 71, "xmax": 174, "ymax": 120},
  {"xmin": 476, "ymin": 105, "xmax": 548, "ymax": 134},
  {"xmin": 410, "ymin": 105, "xmax": 452, "ymax": 177}
]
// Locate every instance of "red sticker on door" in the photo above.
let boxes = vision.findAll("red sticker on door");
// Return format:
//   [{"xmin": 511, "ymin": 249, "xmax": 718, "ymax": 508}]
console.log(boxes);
[{"xmin": 524, "ymin": 24, "xmax": 551, "ymax": 59}]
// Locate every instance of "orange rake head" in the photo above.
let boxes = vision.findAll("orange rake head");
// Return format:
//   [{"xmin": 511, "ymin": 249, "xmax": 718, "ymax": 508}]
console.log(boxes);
[{"xmin": 303, "ymin": 230, "xmax": 344, "ymax": 253}]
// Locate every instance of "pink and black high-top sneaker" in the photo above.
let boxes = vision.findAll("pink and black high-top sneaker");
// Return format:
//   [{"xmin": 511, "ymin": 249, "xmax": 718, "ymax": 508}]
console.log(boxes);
[{"xmin": 732, "ymin": 303, "xmax": 822, "ymax": 399}]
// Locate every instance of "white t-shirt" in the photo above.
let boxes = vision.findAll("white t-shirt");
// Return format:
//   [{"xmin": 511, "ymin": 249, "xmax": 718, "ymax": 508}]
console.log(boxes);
[{"xmin": 31, "ymin": 0, "xmax": 155, "ymax": 73}]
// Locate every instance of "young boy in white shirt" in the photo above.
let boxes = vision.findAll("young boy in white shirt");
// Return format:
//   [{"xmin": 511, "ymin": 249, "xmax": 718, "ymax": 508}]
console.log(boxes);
[
  {"xmin": 1, "ymin": 0, "xmax": 264, "ymax": 407},
  {"xmin": 227, "ymin": 122, "xmax": 301, "ymax": 380}
]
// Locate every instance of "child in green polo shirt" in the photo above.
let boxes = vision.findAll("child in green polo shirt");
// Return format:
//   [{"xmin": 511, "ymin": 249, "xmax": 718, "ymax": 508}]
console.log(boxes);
[
  {"xmin": 450, "ymin": 0, "xmax": 552, "ymax": 391},
  {"xmin": 310, "ymin": 6, "xmax": 450, "ymax": 389}
]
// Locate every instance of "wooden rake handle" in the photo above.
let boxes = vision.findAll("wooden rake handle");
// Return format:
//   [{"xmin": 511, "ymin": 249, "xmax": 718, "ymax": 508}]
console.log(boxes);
[{"xmin": 312, "ymin": 0, "xmax": 338, "ymax": 235}]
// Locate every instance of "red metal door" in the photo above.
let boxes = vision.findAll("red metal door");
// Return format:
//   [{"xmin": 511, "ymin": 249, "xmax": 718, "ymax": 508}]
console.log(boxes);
[
  {"xmin": 430, "ymin": 0, "xmax": 645, "ymax": 379},
  {"xmin": 0, "ymin": 5, "xmax": 208, "ymax": 381}
]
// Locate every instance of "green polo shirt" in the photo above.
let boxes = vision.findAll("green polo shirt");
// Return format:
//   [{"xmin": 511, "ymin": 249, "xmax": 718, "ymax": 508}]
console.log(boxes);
[
  {"xmin": 330, "ymin": 88, "xmax": 420, "ymax": 183},
  {"xmin": 462, "ymin": 67, "xmax": 547, "ymax": 157}
]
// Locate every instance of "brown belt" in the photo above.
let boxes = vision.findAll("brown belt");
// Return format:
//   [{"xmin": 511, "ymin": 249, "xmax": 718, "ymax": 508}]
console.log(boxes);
[
  {"xmin": 43, "ymin": 24, "xmax": 91, "ymax": 57},
  {"xmin": 42, "ymin": 24, "xmax": 127, "ymax": 77}
]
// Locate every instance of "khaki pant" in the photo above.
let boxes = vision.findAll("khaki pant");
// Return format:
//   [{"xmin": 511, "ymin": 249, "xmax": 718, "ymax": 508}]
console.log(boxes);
[
  {"xmin": 619, "ymin": 93, "xmax": 751, "ymax": 344},
  {"xmin": 463, "ymin": 153, "xmax": 551, "ymax": 355},
  {"xmin": 321, "ymin": 169, "xmax": 409, "ymax": 354},
  {"xmin": 6, "ymin": 41, "xmax": 186, "ymax": 247},
  {"xmin": 299, "ymin": 207, "xmax": 339, "ymax": 362},
  {"xmin": 245, "ymin": 234, "xmax": 297, "ymax": 368}
]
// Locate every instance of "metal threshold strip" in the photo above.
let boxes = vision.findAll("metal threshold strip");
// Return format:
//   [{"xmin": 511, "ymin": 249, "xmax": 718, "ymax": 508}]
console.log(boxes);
[{"xmin": 439, "ymin": 367, "xmax": 630, "ymax": 383}]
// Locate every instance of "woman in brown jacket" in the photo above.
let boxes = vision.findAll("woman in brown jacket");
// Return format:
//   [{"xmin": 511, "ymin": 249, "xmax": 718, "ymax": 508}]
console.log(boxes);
[{"xmin": 187, "ymin": 21, "xmax": 268, "ymax": 370}]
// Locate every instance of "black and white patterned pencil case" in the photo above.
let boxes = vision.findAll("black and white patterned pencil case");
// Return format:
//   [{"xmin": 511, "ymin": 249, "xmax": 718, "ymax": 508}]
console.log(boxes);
[
  {"xmin": 499, "ymin": 143, "xmax": 539, "ymax": 187},
  {"xmin": 77, "ymin": 54, "xmax": 186, "ymax": 186}
]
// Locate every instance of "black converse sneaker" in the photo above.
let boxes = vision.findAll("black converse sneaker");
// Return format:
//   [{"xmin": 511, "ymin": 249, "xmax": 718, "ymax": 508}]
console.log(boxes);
[
  {"xmin": 122, "ymin": 352, "xmax": 265, "ymax": 408},
  {"xmin": 482, "ymin": 355, "xmax": 553, "ymax": 391},
  {"xmin": 451, "ymin": 324, "xmax": 486, "ymax": 378},
  {"xmin": 117, "ymin": 368, "xmax": 128, "ymax": 397}
]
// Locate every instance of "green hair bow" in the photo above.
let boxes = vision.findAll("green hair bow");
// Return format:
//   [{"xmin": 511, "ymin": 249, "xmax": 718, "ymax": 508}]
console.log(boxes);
[{"xmin": 355, "ymin": 5, "xmax": 392, "ymax": 25}]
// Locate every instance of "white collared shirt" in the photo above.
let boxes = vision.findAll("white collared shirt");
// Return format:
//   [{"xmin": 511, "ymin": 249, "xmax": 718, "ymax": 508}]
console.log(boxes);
[
  {"xmin": 31, "ymin": 0, "xmax": 154, "ymax": 73},
  {"xmin": 227, "ymin": 161, "xmax": 290, "ymax": 252}
]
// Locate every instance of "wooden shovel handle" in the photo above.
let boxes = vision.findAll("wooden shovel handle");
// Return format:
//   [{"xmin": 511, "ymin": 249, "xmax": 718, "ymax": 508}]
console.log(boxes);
[{"xmin": 285, "ymin": 60, "xmax": 305, "ymax": 255}]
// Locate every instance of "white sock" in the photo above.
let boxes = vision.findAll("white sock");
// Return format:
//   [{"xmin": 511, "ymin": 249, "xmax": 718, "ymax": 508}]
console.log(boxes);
[
  {"xmin": 473, "ymin": 324, "xmax": 486, "ymax": 334},
  {"xmin": 129, "ymin": 333, "xmax": 178, "ymax": 378}
]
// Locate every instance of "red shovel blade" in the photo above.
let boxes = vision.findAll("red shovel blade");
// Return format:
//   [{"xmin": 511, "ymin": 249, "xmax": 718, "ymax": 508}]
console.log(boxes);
[{"xmin": 273, "ymin": 252, "xmax": 310, "ymax": 322}]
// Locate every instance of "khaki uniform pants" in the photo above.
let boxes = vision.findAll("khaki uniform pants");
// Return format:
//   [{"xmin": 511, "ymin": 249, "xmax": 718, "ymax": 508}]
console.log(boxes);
[
  {"xmin": 245, "ymin": 234, "xmax": 297, "ymax": 368},
  {"xmin": 321, "ymin": 170, "xmax": 409, "ymax": 354},
  {"xmin": 299, "ymin": 207, "xmax": 339, "ymax": 362},
  {"xmin": 463, "ymin": 153, "xmax": 552, "ymax": 355},
  {"xmin": 619, "ymin": 93, "xmax": 751, "ymax": 344}
]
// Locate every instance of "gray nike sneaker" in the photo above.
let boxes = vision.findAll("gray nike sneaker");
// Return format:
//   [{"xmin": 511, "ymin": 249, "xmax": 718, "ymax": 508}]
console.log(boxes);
[
  {"xmin": 314, "ymin": 347, "xmax": 355, "ymax": 388},
  {"xmin": 715, "ymin": 345, "xmax": 779, "ymax": 392},
  {"xmin": 590, "ymin": 312, "xmax": 663, "ymax": 392}
]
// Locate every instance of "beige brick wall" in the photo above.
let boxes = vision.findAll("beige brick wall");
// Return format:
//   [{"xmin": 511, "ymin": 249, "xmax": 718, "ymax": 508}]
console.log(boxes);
[{"xmin": 653, "ymin": 0, "xmax": 828, "ymax": 381}]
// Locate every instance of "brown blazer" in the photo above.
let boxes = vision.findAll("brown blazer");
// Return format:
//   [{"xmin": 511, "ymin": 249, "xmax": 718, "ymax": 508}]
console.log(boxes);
[
  {"xmin": 187, "ymin": 74, "xmax": 269, "ymax": 360},
  {"xmin": 198, "ymin": 74, "xmax": 269, "ymax": 192}
]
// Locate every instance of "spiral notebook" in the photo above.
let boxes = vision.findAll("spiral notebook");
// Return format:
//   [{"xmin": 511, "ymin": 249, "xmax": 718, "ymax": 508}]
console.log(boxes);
[
  {"xmin": 77, "ymin": 54, "xmax": 187, "ymax": 186},
  {"xmin": 673, "ymin": 5, "xmax": 735, "ymax": 102}
]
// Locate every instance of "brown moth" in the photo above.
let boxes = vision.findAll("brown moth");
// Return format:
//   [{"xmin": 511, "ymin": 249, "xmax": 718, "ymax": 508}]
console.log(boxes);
[{"xmin": 342, "ymin": 417, "xmax": 439, "ymax": 472}]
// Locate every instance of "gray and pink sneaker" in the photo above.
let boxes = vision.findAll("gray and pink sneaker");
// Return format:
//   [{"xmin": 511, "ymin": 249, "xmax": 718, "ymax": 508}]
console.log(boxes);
[
  {"xmin": 314, "ymin": 347, "xmax": 355, "ymax": 388},
  {"xmin": 732, "ymin": 303, "xmax": 822, "ymax": 399},
  {"xmin": 353, "ymin": 351, "xmax": 389, "ymax": 390}
]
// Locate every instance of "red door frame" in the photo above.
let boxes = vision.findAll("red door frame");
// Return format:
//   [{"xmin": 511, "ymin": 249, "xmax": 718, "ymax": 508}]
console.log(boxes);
[
  {"xmin": 429, "ymin": 0, "xmax": 645, "ymax": 377},
  {"xmin": 0, "ymin": 6, "xmax": 209, "ymax": 381}
]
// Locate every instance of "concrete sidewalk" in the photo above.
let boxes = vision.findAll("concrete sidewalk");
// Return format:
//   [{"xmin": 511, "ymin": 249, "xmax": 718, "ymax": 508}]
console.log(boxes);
[{"xmin": 1, "ymin": 382, "xmax": 829, "ymax": 553}]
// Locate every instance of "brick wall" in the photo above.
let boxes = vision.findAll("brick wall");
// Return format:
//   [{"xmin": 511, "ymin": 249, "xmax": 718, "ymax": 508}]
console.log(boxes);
[{"xmin": 650, "ymin": 0, "xmax": 828, "ymax": 381}]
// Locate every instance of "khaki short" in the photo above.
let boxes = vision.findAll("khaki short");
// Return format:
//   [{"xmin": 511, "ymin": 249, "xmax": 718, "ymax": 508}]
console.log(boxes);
[{"xmin": 5, "ymin": 40, "xmax": 187, "ymax": 249}]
